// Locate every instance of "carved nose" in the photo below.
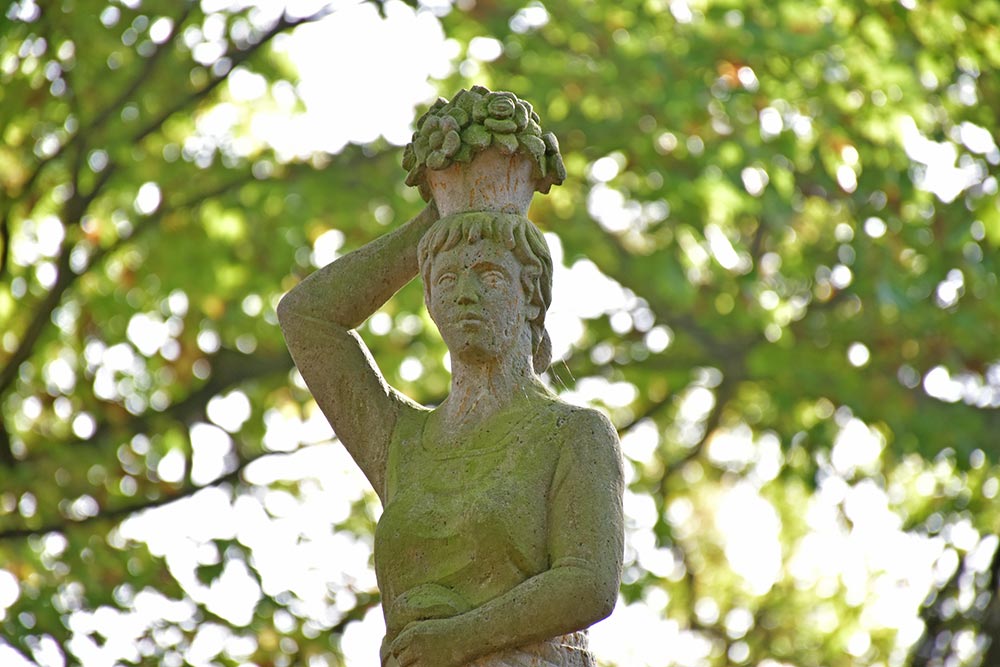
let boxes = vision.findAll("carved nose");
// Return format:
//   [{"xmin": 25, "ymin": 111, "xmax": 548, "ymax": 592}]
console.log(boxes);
[{"xmin": 455, "ymin": 275, "xmax": 478, "ymax": 304}]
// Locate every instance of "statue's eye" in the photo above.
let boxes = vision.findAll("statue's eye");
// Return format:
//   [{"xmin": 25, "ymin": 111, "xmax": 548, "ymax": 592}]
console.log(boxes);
[
  {"xmin": 436, "ymin": 272, "xmax": 457, "ymax": 287},
  {"xmin": 482, "ymin": 270, "xmax": 507, "ymax": 287}
]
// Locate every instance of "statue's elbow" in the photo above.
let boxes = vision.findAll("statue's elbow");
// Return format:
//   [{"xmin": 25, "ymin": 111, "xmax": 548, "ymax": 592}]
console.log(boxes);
[
  {"xmin": 574, "ymin": 572, "xmax": 618, "ymax": 627},
  {"xmin": 592, "ymin": 583, "xmax": 617, "ymax": 623},
  {"xmin": 275, "ymin": 290, "xmax": 298, "ymax": 327}
]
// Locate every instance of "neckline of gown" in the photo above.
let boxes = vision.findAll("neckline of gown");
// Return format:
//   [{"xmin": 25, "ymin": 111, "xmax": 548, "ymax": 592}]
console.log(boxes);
[{"xmin": 417, "ymin": 392, "xmax": 556, "ymax": 461}]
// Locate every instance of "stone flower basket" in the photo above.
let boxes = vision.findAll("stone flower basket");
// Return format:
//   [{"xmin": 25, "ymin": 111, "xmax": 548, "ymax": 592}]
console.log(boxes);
[
  {"xmin": 425, "ymin": 148, "xmax": 537, "ymax": 217},
  {"xmin": 403, "ymin": 86, "xmax": 565, "ymax": 217}
]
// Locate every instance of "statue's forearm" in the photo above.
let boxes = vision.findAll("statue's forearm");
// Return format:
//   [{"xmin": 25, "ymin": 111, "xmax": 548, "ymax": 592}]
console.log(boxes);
[
  {"xmin": 443, "ymin": 564, "xmax": 616, "ymax": 663},
  {"xmin": 277, "ymin": 203, "xmax": 438, "ymax": 329}
]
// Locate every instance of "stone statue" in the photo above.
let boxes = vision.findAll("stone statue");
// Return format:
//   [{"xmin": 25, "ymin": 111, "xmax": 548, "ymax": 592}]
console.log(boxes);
[{"xmin": 277, "ymin": 87, "xmax": 624, "ymax": 667}]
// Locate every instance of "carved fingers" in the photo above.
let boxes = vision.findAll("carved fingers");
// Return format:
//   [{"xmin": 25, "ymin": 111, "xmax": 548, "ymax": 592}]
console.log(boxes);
[{"xmin": 389, "ymin": 619, "xmax": 463, "ymax": 667}]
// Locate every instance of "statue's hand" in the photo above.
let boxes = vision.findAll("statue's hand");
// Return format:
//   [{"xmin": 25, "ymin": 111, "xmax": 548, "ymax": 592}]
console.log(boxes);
[
  {"xmin": 388, "ymin": 618, "xmax": 465, "ymax": 667},
  {"xmin": 387, "ymin": 583, "xmax": 471, "ymax": 638},
  {"xmin": 418, "ymin": 199, "xmax": 440, "ymax": 227}
]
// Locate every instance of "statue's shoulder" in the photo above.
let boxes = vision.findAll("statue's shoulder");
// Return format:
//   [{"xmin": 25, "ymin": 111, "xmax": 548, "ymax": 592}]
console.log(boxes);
[
  {"xmin": 540, "ymin": 397, "xmax": 623, "ymax": 491},
  {"xmin": 536, "ymin": 395, "xmax": 620, "ymax": 450}
]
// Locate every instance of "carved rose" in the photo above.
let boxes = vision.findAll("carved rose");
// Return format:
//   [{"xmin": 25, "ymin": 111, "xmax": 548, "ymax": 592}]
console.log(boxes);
[
  {"xmin": 403, "ymin": 86, "xmax": 566, "ymax": 200},
  {"xmin": 487, "ymin": 95, "xmax": 515, "ymax": 119}
]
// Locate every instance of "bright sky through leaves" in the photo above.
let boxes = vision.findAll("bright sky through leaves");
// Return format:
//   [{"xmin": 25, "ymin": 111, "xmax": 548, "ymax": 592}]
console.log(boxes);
[{"xmin": 2, "ymin": 0, "xmax": 999, "ymax": 666}]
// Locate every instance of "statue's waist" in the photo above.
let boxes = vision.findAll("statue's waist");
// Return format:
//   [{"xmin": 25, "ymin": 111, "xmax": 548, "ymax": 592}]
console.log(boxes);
[
  {"xmin": 374, "ymin": 493, "xmax": 547, "ymax": 582},
  {"xmin": 381, "ymin": 631, "xmax": 595, "ymax": 667},
  {"xmin": 374, "ymin": 531, "xmax": 539, "ymax": 624}
]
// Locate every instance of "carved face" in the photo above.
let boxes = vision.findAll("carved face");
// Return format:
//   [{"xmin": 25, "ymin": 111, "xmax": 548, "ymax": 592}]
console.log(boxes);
[{"xmin": 426, "ymin": 238, "xmax": 537, "ymax": 366}]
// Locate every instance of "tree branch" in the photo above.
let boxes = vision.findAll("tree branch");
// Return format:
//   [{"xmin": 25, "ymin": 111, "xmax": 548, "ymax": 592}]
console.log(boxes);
[
  {"xmin": 16, "ymin": 347, "xmax": 292, "ymax": 469},
  {"xmin": 0, "ymin": 235, "xmax": 76, "ymax": 397},
  {"xmin": 86, "ymin": 3, "xmax": 197, "ymax": 135},
  {"xmin": 0, "ymin": 2, "xmax": 195, "ymax": 206},
  {"xmin": 976, "ymin": 537, "xmax": 1000, "ymax": 667},
  {"xmin": 602, "ymin": 229, "xmax": 759, "ymax": 363},
  {"xmin": 0, "ymin": 151, "xmax": 119, "ymax": 398},
  {"xmin": 908, "ymin": 548, "xmax": 967, "ymax": 667},
  {"xmin": 0, "ymin": 2, "xmax": 297, "ymax": 282},
  {"xmin": 617, "ymin": 394, "xmax": 673, "ymax": 438},
  {"xmin": 659, "ymin": 370, "xmax": 740, "ymax": 495},
  {"xmin": 0, "ymin": 211, "xmax": 9, "ymax": 280},
  {"xmin": 131, "ymin": 7, "xmax": 333, "ymax": 146},
  {"xmin": 0, "ymin": 449, "xmax": 271, "ymax": 541},
  {"xmin": 329, "ymin": 591, "xmax": 380, "ymax": 636},
  {"xmin": 0, "ymin": 419, "xmax": 14, "ymax": 467},
  {"xmin": 749, "ymin": 216, "xmax": 768, "ymax": 264},
  {"xmin": 673, "ymin": 538, "xmax": 728, "ymax": 645},
  {"xmin": 0, "ymin": 167, "xmax": 254, "ymax": 404}
]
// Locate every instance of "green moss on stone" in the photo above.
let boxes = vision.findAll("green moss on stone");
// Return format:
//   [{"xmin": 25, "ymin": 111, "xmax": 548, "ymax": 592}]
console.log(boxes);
[{"xmin": 403, "ymin": 86, "xmax": 567, "ymax": 199}]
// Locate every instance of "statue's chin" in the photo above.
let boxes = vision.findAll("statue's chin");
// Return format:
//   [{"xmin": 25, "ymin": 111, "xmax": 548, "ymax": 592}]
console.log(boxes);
[
  {"xmin": 448, "ymin": 342, "xmax": 520, "ymax": 370},
  {"xmin": 440, "ymin": 325, "xmax": 531, "ymax": 372}
]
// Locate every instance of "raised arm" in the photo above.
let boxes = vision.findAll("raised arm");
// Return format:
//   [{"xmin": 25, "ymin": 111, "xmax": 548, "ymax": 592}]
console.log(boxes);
[{"xmin": 276, "ymin": 203, "xmax": 438, "ymax": 500}]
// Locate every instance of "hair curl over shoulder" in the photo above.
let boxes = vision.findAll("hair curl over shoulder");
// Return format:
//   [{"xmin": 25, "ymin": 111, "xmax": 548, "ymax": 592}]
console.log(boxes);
[{"xmin": 417, "ymin": 211, "xmax": 553, "ymax": 374}]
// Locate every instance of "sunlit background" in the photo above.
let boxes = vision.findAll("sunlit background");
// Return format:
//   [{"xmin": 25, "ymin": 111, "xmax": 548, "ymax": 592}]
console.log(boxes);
[{"xmin": 2, "ymin": 0, "xmax": 999, "ymax": 666}]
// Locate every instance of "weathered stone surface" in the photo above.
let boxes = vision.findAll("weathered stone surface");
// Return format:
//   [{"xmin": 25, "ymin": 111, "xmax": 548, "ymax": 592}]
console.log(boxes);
[
  {"xmin": 277, "ymin": 89, "xmax": 624, "ymax": 667},
  {"xmin": 427, "ymin": 148, "xmax": 536, "ymax": 217},
  {"xmin": 404, "ymin": 86, "xmax": 566, "ymax": 201}
]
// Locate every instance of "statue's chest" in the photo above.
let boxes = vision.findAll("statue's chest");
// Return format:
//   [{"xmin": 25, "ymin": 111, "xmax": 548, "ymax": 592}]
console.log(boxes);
[
  {"xmin": 374, "ymin": 405, "xmax": 566, "ymax": 600},
  {"xmin": 389, "ymin": 431, "xmax": 555, "ymax": 527},
  {"xmin": 380, "ymin": 408, "xmax": 562, "ymax": 554}
]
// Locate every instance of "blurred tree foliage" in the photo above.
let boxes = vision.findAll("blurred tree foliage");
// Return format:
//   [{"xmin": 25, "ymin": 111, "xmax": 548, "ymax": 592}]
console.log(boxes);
[{"xmin": 1, "ymin": 1, "xmax": 998, "ymax": 666}]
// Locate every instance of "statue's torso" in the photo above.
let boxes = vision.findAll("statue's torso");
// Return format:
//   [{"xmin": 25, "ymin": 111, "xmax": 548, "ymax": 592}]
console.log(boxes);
[{"xmin": 374, "ymin": 396, "xmax": 565, "ymax": 638}]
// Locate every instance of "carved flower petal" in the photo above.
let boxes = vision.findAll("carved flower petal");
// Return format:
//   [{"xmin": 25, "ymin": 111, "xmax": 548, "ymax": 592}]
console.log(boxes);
[
  {"xmin": 519, "ymin": 134, "xmax": 546, "ymax": 159},
  {"xmin": 493, "ymin": 132, "xmax": 519, "ymax": 155},
  {"xmin": 472, "ymin": 98, "xmax": 489, "ymax": 123},
  {"xmin": 549, "ymin": 152, "xmax": 567, "ymax": 181},
  {"xmin": 442, "ymin": 130, "xmax": 461, "ymax": 157},
  {"xmin": 462, "ymin": 123, "xmax": 492, "ymax": 149},
  {"xmin": 439, "ymin": 115, "xmax": 459, "ymax": 134},
  {"xmin": 413, "ymin": 137, "xmax": 430, "ymax": 162},
  {"xmin": 487, "ymin": 97, "xmax": 516, "ymax": 119},
  {"xmin": 402, "ymin": 143, "xmax": 416, "ymax": 171},
  {"xmin": 405, "ymin": 166, "xmax": 423, "ymax": 187},
  {"xmin": 484, "ymin": 117, "xmax": 518, "ymax": 134},
  {"xmin": 422, "ymin": 115, "xmax": 441, "ymax": 133},
  {"xmin": 427, "ymin": 150, "xmax": 448, "ymax": 169},
  {"xmin": 449, "ymin": 107, "xmax": 470, "ymax": 128},
  {"xmin": 513, "ymin": 103, "xmax": 529, "ymax": 131},
  {"xmin": 457, "ymin": 90, "xmax": 479, "ymax": 112},
  {"xmin": 453, "ymin": 144, "xmax": 474, "ymax": 163},
  {"xmin": 542, "ymin": 132, "xmax": 560, "ymax": 154}
]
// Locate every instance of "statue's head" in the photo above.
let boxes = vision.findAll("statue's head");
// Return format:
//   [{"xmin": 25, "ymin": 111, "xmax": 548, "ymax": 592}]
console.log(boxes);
[{"xmin": 417, "ymin": 212, "xmax": 553, "ymax": 374}]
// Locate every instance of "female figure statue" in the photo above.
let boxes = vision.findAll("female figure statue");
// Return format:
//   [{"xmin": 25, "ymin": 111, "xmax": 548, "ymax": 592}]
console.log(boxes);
[{"xmin": 277, "ymin": 87, "xmax": 624, "ymax": 667}]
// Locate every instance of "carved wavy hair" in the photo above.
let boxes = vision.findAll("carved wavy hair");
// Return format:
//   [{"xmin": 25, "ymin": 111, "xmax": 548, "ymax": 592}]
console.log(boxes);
[{"xmin": 417, "ymin": 211, "xmax": 553, "ymax": 374}]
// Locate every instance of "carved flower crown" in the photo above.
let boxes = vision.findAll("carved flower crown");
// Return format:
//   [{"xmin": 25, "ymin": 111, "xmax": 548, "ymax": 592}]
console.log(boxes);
[{"xmin": 402, "ymin": 86, "xmax": 567, "ymax": 202}]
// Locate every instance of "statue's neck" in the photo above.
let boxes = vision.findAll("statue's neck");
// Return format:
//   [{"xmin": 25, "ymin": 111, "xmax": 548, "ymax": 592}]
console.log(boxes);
[{"xmin": 442, "ymin": 355, "xmax": 539, "ymax": 427}]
